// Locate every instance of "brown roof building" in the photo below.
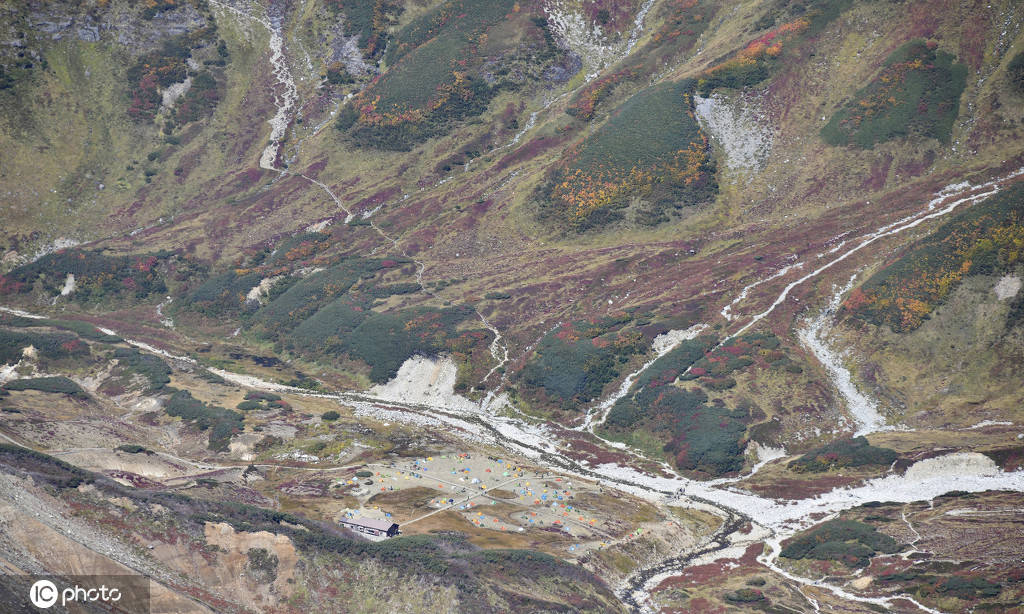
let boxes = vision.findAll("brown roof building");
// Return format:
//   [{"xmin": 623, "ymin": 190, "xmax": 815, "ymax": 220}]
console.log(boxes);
[{"xmin": 339, "ymin": 516, "xmax": 399, "ymax": 538}]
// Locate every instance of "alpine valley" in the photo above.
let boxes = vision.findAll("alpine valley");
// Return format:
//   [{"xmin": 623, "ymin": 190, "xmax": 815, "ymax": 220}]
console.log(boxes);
[{"xmin": 1, "ymin": 0, "xmax": 1024, "ymax": 612}]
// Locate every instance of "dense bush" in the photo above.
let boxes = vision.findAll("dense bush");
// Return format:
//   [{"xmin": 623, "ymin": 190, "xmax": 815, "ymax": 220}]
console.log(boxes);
[
  {"xmin": 237, "ymin": 391, "xmax": 288, "ymax": 411},
  {"xmin": 322, "ymin": 410, "xmax": 340, "ymax": 421},
  {"xmin": 935, "ymin": 576, "xmax": 1002, "ymax": 599},
  {"xmin": 0, "ymin": 444, "xmax": 93, "ymax": 488},
  {"xmin": 520, "ymin": 321, "xmax": 647, "ymax": 408},
  {"xmin": 338, "ymin": 0, "xmax": 562, "ymax": 150},
  {"xmin": 115, "ymin": 444, "xmax": 152, "ymax": 455},
  {"xmin": 0, "ymin": 314, "xmax": 121, "ymax": 343},
  {"xmin": 697, "ymin": 18, "xmax": 809, "ymax": 95},
  {"xmin": 251, "ymin": 259, "xmax": 383, "ymax": 335},
  {"xmin": 244, "ymin": 391, "xmax": 281, "ymax": 402},
  {"xmin": 822, "ymin": 40, "xmax": 966, "ymax": 148},
  {"xmin": 844, "ymin": 184, "xmax": 1024, "ymax": 331},
  {"xmin": 661, "ymin": 392, "xmax": 749, "ymax": 474},
  {"xmin": 163, "ymin": 389, "xmax": 243, "ymax": 451},
  {"xmin": 170, "ymin": 70, "xmax": 222, "ymax": 126},
  {"xmin": 266, "ymin": 232, "xmax": 332, "ymax": 265},
  {"xmin": 539, "ymin": 80, "xmax": 717, "ymax": 230},
  {"xmin": 341, "ymin": 307, "xmax": 479, "ymax": 383},
  {"xmin": 781, "ymin": 519, "xmax": 902, "ymax": 567},
  {"xmin": 724, "ymin": 588, "xmax": 765, "ymax": 603},
  {"xmin": 0, "ymin": 329, "xmax": 90, "ymax": 364},
  {"xmin": 325, "ymin": 0, "xmax": 404, "ymax": 60},
  {"xmin": 126, "ymin": 29, "xmax": 220, "ymax": 121},
  {"xmin": 368, "ymin": 283, "xmax": 422, "ymax": 298},
  {"xmin": 602, "ymin": 334, "xmax": 750, "ymax": 474},
  {"xmin": 246, "ymin": 547, "xmax": 279, "ymax": 583},
  {"xmin": 1009, "ymin": 51, "xmax": 1024, "ymax": 93},
  {"xmin": 682, "ymin": 333, "xmax": 782, "ymax": 381},
  {"xmin": 0, "ymin": 249, "xmax": 170, "ymax": 301},
  {"xmin": 2, "ymin": 376, "xmax": 88, "ymax": 399},
  {"xmin": 187, "ymin": 270, "xmax": 264, "ymax": 316},
  {"xmin": 789, "ymin": 436, "xmax": 899, "ymax": 472},
  {"xmin": 112, "ymin": 347, "xmax": 172, "ymax": 392}
]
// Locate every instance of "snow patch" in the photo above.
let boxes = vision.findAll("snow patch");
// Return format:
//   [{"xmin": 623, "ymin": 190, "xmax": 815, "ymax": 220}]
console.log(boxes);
[
  {"xmin": 245, "ymin": 276, "xmax": 283, "ymax": 305},
  {"xmin": 160, "ymin": 76, "xmax": 191, "ymax": 111},
  {"xmin": 304, "ymin": 219, "xmax": 332, "ymax": 233},
  {"xmin": 965, "ymin": 419, "xmax": 1014, "ymax": 430},
  {"xmin": 543, "ymin": 0, "xmax": 654, "ymax": 80},
  {"xmin": 156, "ymin": 296, "xmax": 174, "ymax": 328},
  {"xmin": 798, "ymin": 276, "xmax": 892, "ymax": 436},
  {"xmin": 994, "ymin": 274, "xmax": 1021, "ymax": 300},
  {"xmin": 59, "ymin": 273, "xmax": 75, "ymax": 296},
  {"xmin": 694, "ymin": 92, "xmax": 773, "ymax": 173},
  {"xmin": 368, "ymin": 355, "xmax": 480, "ymax": 415},
  {"xmin": 27, "ymin": 238, "xmax": 80, "ymax": 265}
]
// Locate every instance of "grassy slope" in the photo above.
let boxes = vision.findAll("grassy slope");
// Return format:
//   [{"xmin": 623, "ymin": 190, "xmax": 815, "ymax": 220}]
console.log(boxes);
[{"xmin": 1, "ymin": 0, "xmax": 1023, "ymax": 457}]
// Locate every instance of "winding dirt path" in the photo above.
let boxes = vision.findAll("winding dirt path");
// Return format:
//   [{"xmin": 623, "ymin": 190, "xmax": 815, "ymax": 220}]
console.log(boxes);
[{"xmin": 208, "ymin": 0, "xmax": 509, "ymax": 387}]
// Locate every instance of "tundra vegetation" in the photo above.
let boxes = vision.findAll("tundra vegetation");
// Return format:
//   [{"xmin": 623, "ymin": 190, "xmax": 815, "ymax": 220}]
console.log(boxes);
[{"xmin": 844, "ymin": 184, "xmax": 1024, "ymax": 332}]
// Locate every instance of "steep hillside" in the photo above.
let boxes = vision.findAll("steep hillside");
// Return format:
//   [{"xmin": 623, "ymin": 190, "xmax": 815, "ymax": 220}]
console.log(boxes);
[{"xmin": 2, "ymin": 0, "xmax": 1024, "ymax": 612}]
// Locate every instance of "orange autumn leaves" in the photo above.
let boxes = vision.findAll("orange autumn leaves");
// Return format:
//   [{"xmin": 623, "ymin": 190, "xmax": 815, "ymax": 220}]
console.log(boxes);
[
  {"xmin": 845, "ymin": 191, "xmax": 1024, "ymax": 331},
  {"xmin": 552, "ymin": 138, "xmax": 711, "ymax": 224},
  {"xmin": 548, "ymin": 81, "xmax": 716, "ymax": 228},
  {"xmin": 701, "ymin": 17, "xmax": 808, "ymax": 80},
  {"xmin": 356, "ymin": 71, "xmax": 474, "ymax": 127}
]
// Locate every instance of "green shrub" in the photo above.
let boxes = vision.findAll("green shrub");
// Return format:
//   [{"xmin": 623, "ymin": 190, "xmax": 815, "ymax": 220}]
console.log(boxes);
[
  {"xmin": 781, "ymin": 519, "xmax": 903, "ymax": 567},
  {"xmin": 127, "ymin": 29, "xmax": 220, "ymax": 120},
  {"xmin": 368, "ymin": 283, "xmax": 422, "ymax": 298},
  {"xmin": 244, "ymin": 391, "xmax": 281, "ymax": 402},
  {"xmin": 33, "ymin": 318, "xmax": 121, "ymax": 342},
  {"xmin": 246, "ymin": 547, "xmax": 279, "ymax": 583},
  {"xmin": 0, "ymin": 443, "xmax": 93, "ymax": 489},
  {"xmin": 172, "ymin": 71, "xmax": 222, "ymax": 126},
  {"xmin": 322, "ymin": 410, "xmax": 340, "ymax": 421},
  {"xmin": 662, "ymin": 392, "xmax": 748, "ymax": 474},
  {"xmin": 538, "ymin": 80, "xmax": 717, "ymax": 231},
  {"xmin": 340, "ymin": 0, "xmax": 561, "ymax": 150},
  {"xmin": 325, "ymin": 0, "xmax": 404, "ymax": 59},
  {"xmin": 288, "ymin": 301, "xmax": 486, "ymax": 383},
  {"xmin": 115, "ymin": 444, "xmax": 152, "ymax": 454},
  {"xmin": 704, "ymin": 376, "xmax": 737, "ymax": 391},
  {"xmin": 252, "ymin": 259, "xmax": 382, "ymax": 336},
  {"xmin": 237, "ymin": 400, "xmax": 263, "ymax": 411},
  {"xmin": 0, "ymin": 329, "xmax": 90, "ymax": 364},
  {"xmin": 599, "ymin": 332, "xmax": 749, "ymax": 475},
  {"xmin": 724, "ymin": 588, "xmax": 765, "ymax": 603},
  {"xmin": 164, "ymin": 389, "xmax": 243, "ymax": 451},
  {"xmin": 936, "ymin": 576, "xmax": 1001, "ymax": 599},
  {"xmin": 520, "ymin": 323, "xmax": 647, "ymax": 408},
  {"xmin": 601, "ymin": 334, "xmax": 751, "ymax": 474},
  {"xmin": 846, "ymin": 183, "xmax": 1024, "ymax": 331},
  {"xmin": 2, "ymin": 376, "xmax": 88, "ymax": 399},
  {"xmin": 267, "ymin": 232, "xmax": 332, "ymax": 265},
  {"xmin": 112, "ymin": 347, "xmax": 172, "ymax": 392},
  {"xmin": 822, "ymin": 40, "xmax": 966, "ymax": 148},
  {"xmin": 0, "ymin": 249, "xmax": 170, "ymax": 301},
  {"xmin": 789, "ymin": 436, "xmax": 899, "ymax": 472},
  {"xmin": 187, "ymin": 270, "xmax": 264, "ymax": 316},
  {"xmin": 1007, "ymin": 51, "xmax": 1024, "ymax": 92}
]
